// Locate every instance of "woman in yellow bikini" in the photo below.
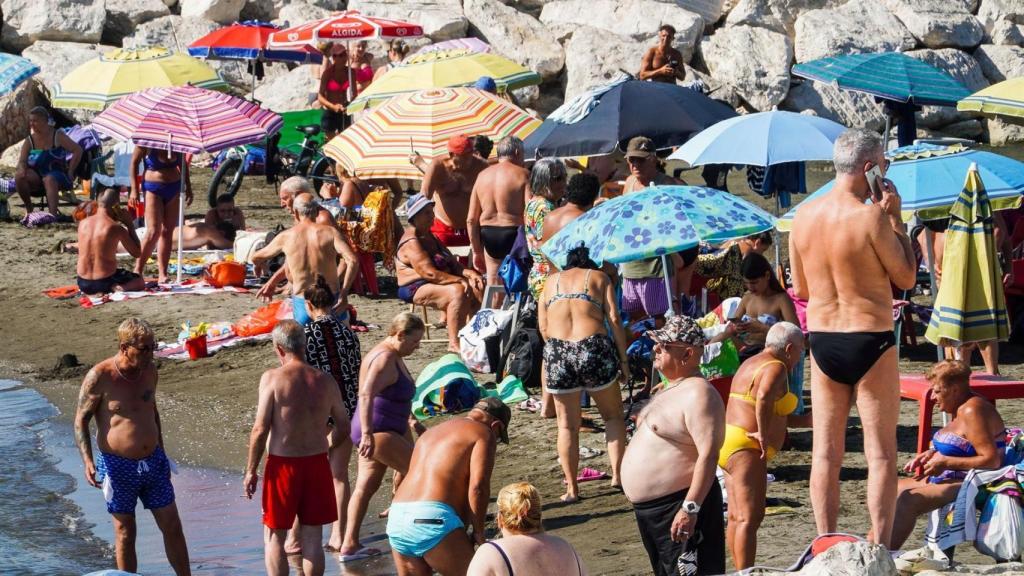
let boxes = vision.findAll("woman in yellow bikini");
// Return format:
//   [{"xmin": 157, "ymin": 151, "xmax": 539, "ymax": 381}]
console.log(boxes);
[{"xmin": 720, "ymin": 321, "xmax": 804, "ymax": 571}]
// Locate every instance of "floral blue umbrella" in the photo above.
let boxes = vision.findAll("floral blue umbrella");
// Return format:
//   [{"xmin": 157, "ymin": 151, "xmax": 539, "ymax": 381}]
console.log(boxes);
[
  {"xmin": 0, "ymin": 53, "xmax": 39, "ymax": 96},
  {"xmin": 543, "ymin": 185, "xmax": 775, "ymax": 268}
]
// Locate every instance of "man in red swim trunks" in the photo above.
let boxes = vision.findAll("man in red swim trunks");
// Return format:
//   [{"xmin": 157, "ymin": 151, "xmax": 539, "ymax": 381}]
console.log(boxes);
[
  {"xmin": 421, "ymin": 134, "xmax": 489, "ymax": 252},
  {"xmin": 244, "ymin": 320, "xmax": 350, "ymax": 576}
]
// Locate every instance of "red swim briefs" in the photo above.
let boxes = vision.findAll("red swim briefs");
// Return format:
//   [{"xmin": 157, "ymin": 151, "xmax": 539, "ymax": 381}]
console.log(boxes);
[
  {"xmin": 430, "ymin": 219, "xmax": 470, "ymax": 247},
  {"xmin": 262, "ymin": 452, "xmax": 337, "ymax": 529}
]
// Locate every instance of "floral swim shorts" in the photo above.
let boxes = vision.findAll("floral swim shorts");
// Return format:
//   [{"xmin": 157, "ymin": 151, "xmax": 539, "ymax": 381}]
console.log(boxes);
[{"xmin": 543, "ymin": 334, "xmax": 620, "ymax": 394}]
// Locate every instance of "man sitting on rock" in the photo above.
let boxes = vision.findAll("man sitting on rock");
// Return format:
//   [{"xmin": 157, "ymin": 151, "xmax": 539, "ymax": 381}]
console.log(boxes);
[{"xmin": 76, "ymin": 189, "xmax": 145, "ymax": 295}]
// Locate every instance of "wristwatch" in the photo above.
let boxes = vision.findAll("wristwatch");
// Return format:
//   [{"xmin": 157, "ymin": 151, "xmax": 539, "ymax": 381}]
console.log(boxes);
[{"xmin": 682, "ymin": 500, "xmax": 700, "ymax": 514}]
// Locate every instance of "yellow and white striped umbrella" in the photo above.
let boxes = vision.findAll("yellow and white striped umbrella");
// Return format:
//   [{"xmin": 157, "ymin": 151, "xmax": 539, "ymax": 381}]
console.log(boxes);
[
  {"xmin": 957, "ymin": 78, "xmax": 1024, "ymax": 120},
  {"xmin": 52, "ymin": 46, "xmax": 227, "ymax": 111},
  {"xmin": 324, "ymin": 87, "xmax": 540, "ymax": 179}
]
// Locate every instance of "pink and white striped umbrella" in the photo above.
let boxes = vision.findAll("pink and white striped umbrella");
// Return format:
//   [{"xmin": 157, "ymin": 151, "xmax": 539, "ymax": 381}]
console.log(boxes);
[{"xmin": 92, "ymin": 84, "xmax": 282, "ymax": 154}]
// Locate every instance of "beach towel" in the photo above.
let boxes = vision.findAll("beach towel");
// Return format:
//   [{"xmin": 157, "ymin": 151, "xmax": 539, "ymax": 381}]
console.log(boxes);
[
  {"xmin": 156, "ymin": 333, "xmax": 272, "ymax": 360},
  {"xmin": 76, "ymin": 280, "xmax": 250, "ymax": 308},
  {"xmin": 412, "ymin": 354, "xmax": 526, "ymax": 420},
  {"xmin": 925, "ymin": 464, "xmax": 1024, "ymax": 554},
  {"xmin": 547, "ymin": 72, "xmax": 631, "ymax": 124}
]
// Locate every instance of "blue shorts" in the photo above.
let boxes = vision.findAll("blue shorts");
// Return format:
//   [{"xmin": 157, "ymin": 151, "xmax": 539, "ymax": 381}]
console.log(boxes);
[
  {"xmin": 95, "ymin": 445, "xmax": 175, "ymax": 516},
  {"xmin": 292, "ymin": 294, "xmax": 349, "ymax": 326},
  {"xmin": 386, "ymin": 501, "xmax": 464, "ymax": 558}
]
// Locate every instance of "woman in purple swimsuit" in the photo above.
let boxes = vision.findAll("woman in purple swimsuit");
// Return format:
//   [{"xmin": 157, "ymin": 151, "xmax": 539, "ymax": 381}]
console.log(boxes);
[
  {"xmin": 129, "ymin": 146, "xmax": 192, "ymax": 283},
  {"xmin": 339, "ymin": 312, "xmax": 427, "ymax": 562}
]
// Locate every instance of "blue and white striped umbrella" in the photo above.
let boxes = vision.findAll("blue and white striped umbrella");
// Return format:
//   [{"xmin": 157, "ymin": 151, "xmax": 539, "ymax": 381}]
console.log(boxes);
[{"xmin": 0, "ymin": 53, "xmax": 39, "ymax": 96}]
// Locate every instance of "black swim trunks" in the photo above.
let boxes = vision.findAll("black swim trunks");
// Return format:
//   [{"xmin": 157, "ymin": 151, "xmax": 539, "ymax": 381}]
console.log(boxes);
[
  {"xmin": 632, "ymin": 483, "xmax": 725, "ymax": 576},
  {"xmin": 479, "ymin": 225, "xmax": 520, "ymax": 261},
  {"xmin": 808, "ymin": 331, "xmax": 896, "ymax": 386},
  {"xmin": 543, "ymin": 334, "xmax": 620, "ymax": 394},
  {"xmin": 77, "ymin": 268, "xmax": 141, "ymax": 295}
]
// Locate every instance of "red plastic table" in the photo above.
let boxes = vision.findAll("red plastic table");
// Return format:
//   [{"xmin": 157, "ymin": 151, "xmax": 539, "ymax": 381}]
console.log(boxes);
[{"xmin": 900, "ymin": 373, "xmax": 1024, "ymax": 453}]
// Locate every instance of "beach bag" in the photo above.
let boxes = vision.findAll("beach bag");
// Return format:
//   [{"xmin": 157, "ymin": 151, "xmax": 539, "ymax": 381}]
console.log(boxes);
[
  {"xmin": 412, "ymin": 353, "xmax": 481, "ymax": 419},
  {"xmin": 458, "ymin": 308, "xmax": 514, "ymax": 373},
  {"xmin": 499, "ymin": 326, "xmax": 543, "ymax": 390},
  {"xmin": 499, "ymin": 227, "xmax": 532, "ymax": 294},
  {"xmin": 700, "ymin": 339, "xmax": 740, "ymax": 379},
  {"xmin": 205, "ymin": 261, "xmax": 246, "ymax": 288},
  {"xmin": 433, "ymin": 379, "xmax": 482, "ymax": 415},
  {"xmin": 233, "ymin": 300, "xmax": 285, "ymax": 337},
  {"xmin": 233, "ymin": 230, "xmax": 267, "ymax": 264},
  {"xmin": 976, "ymin": 491, "xmax": 1024, "ymax": 561},
  {"xmin": 73, "ymin": 200, "xmax": 98, "ymax": 222}
]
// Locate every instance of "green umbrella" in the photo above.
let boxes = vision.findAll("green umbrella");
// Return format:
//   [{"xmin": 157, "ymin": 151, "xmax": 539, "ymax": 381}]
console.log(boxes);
[{"xmin": 925, "ymin": 163, "xmax": 1009, "ymax": 346}]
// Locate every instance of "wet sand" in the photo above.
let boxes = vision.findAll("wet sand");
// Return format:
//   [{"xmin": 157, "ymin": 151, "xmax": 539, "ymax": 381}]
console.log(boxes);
[{"xmin": 2, "ymin": 160, "xmax": 1023, "ymax": 574}]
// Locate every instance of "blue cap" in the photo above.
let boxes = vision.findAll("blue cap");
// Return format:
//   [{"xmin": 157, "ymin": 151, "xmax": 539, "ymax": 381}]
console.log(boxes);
[
  {"xmin": 406, "ymin": 193, "xmax": 435, "ymax": 221},
  {"xmin": 473, "ymin": 76, "xmax": 497, "ymax": 93}
]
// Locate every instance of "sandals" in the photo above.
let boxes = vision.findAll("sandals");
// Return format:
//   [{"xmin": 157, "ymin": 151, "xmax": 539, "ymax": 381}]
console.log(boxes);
[
  {"xmin": 518, "ymin": 398, "xmax": 542, "ymax": 413},
  {"xmin": 563, "ymin": 467, "xmax": 610, "ymax": 484},
  {"xmin": 338, "ymin": 546, "xmax": 381, "ymax": 563},
  {"xmin": 579, "ymin": 446, "xmax": 603, "ymax": 460}
]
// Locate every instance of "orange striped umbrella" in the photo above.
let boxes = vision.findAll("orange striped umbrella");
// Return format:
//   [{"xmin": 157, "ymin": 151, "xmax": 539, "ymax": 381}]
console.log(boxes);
[{"xmin": 324, "ymin": 87, "xmax": 540, "ymax": 179}]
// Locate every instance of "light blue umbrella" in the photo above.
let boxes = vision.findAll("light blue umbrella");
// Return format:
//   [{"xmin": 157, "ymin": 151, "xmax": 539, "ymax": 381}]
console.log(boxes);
[
  {"xmin": 777, "ymin": 146, "xmax": 1024, "ymax": 230},
  {"xmin": 666, "ymin": 110, "xmax": 847, "ymax": 167},
  {"xmin": 0, "ymin": 53, "xmax": 39, "ymax": 96}
]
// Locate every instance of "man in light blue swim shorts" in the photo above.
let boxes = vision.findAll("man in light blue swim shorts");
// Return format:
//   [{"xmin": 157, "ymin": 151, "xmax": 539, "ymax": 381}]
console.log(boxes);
[{"xmin": 387, "ymin": 397, "xmax": 511, "ymax": 575}]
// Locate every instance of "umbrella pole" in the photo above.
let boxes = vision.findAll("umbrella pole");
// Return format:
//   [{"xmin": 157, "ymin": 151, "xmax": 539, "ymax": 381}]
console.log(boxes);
[
  {"xmin": 176, "ymin": 153, "xmax": 185, "ymax": 285},
  {"xmin": 661, "ymin": 254, "xmax": 674, "ymax": 316},
  {"xmin": 883, "ymin": 114, "xmax": 892, "ymax": 150},
  {"xmin": 924, "ymin": 228, "xmax": 943, "ymax": 362}
]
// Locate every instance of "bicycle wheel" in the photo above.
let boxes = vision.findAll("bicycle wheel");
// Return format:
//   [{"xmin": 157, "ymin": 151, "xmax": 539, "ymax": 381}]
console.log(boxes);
[
  {"xmin": 208, "ymin": 156, "xmax": 245, "ymax": 207},
  {"xmin": 309, "ymin": 156, "xmax": 338, "ymax": 195}
]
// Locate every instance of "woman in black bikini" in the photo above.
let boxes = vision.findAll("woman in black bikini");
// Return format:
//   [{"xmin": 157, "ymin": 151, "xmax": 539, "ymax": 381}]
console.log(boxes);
[
  {"xmin": 538, "ymin": 243, "xmax": 629, "ymax": 503},
  {"xmin": 129, "ymin": 145, "xmax": 192, "ymax": 283},
  {"xmin": 467, "ymin": 482, "xmax": 586, "ymax": 575}
]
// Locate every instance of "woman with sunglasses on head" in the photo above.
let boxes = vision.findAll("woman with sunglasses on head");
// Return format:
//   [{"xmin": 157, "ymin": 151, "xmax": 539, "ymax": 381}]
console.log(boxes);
[{"xmin": 538, "ymin": 243, "xmax": 629, "ymax": 503}]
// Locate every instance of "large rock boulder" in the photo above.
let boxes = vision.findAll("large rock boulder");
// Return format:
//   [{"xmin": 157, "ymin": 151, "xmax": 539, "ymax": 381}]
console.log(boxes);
[
  {"xmin": 674, "ymin": 0, "xmax": 729, "ymax": 26},
  {"xmin": 906, "ymin": 48, "xmax": 990, "ymax": 129},
  {"xmin": 123, "ymin": 15, "xmax": 219, "ymax": 50},
  {"xmin": 794, "ymin": 0, "xmax": 917, "ymax": 63},
  {"xmin": 978, "ymin": 0, "xmax": 1024, "ymax": 43},
  {"xmin": 973, "ymin": 44, "xmax": 1024, "ymax": 82},
  {"xmin": 881, "ymin": 0, "xmax": 984, "ymax": 49},
  {"xmin": 561, "ymin": 26, "xmax": 646, "ymax": 100},
  {"xmin": 725, "ymin": 0, "xmax": 842, "ymax": 36},
  {"xmin": 103, "ymin": 0, "xmax": 170, "ymax": 46},
  {"xmin": 21, "ymin": 41, "xmax": 117, "ymax": 99},
  {"xmin": 253, "ymin": 65, "xmax": 318, "ymax": 113},
  {"xmin": 782, "ymin": 79, "xmax": 887, "ymax": 131},
  {"xmin": 274, "ymin": 2, "xmax": 332, "ymax": 27},
  {"xmin": 796, "ymin": 541, "xmax": 898, "ymax": 576},
  {"xmin": 540, "ymin": 0, "xmax": 703, "ymax": 63},
  {"xmin": 700, "ymin": 25, "xmax": 792, "ymax": 110},
  {"xmin": 180, "ymin": 0, "xmax": 245, "ymax": 24},
  {"xmin": 347, "ymin": 0, "xmax": 469, "ymax": 41},
  {"xmin": 1, "ymin": 0, "xmax": 107, "ymax": 51},
  {"xmin": 0, "ymin": 80, "xmax": 43, "ymax": 158},
  {"xmin": 464, "ymin": 0, "xmax": 565, "ymax": 80}
]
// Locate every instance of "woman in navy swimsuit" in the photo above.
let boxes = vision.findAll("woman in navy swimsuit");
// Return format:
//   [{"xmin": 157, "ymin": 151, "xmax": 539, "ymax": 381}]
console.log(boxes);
[{"xmin": 129, "ymin": 146, "xmax": 193, "ymax": 283}]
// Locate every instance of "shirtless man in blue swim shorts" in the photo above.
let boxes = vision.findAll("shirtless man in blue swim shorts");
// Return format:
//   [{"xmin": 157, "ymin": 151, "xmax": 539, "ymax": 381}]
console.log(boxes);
[
  {"xmin": 387, "ymin": 397, "xmax": 510, "ymax": 576},
  {"xmin": 74, "ymin": 318, "xmax": 191, "ymax": 574},
  {"xmin": 790, "ymin": 128, "xmax": 917, "ymax": 548}
]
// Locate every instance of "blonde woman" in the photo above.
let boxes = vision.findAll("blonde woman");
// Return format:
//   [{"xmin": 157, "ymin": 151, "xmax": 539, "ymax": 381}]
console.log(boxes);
[{"xmin": 467, "ymin": 483, "xmax": 587, "ymax": 575}]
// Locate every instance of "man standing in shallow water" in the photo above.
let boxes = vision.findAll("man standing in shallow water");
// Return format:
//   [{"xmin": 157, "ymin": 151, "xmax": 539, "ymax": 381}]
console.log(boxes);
[
  {"xmin": 74, "ymin": 317, "xmax": 191, "ymax": 575},
  {"xmin": 790, "ymin": 128, "xmax": 917, "ymax": 547}
]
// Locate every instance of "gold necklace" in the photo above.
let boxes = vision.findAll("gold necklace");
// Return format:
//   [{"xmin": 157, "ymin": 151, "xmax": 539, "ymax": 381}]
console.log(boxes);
[{"xmin": 112, "ymin": 357, "xmax": 141, "ymax": 383}]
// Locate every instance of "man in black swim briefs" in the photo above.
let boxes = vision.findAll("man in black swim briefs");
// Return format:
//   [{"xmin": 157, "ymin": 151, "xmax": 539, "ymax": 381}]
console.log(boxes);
[
  {"xmin": 467, "ymin": 136, "xmax": 529, "ymax": 286},
  {"xmin": 789, "ymin": 128, "xmax": 917, "ymax": 548}
]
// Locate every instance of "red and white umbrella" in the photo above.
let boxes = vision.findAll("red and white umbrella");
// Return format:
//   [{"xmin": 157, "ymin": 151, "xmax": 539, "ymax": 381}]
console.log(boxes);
[
  {"xmin": 93, "ymin": 85, "xmax": 282, "ymax": 283},
  {"xmin": 266, "ymin": 11, "xmax": 423, "ymax": 50}
]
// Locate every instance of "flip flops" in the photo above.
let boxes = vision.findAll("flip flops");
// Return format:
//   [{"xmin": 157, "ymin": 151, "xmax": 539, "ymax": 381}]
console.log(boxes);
[
  {"xmin": 518, "ymin": 398, "xmax": 542, "ymax": 413},
  {"xmin": 562, "ymin": 467, "xmax": 610, "ymax": 484},
  {"xmin": 338, "ymin": 546, "xmax": 381, "ymax": 563},
  {"xmin": 579, "ymin": 446, "xmax": 603, "ymax": 460}
]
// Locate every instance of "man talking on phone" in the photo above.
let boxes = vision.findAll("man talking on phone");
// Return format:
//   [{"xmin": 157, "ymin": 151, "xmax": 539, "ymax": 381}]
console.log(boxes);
[
  {"xmin": 639, "ymin": 24, "xmax": 686, "ymax": 84},
  {"xmin": 789, "ymin": 129, "xmax": 916, "ymax": 548}
]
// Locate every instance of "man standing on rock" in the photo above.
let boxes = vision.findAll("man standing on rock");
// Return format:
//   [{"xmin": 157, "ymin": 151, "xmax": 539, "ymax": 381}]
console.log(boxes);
[
  {"xmin": 639, "ymin": 24, "xmax": 687, "ymax": 84},
  {"xmin": 620, "ymin": 316, "xmax": 725, "ymax": 576},
  {"xmin": 421, "ymin": 134, "xmax": 489, "ymax": 252},
  {"xmin": 245, "ymin": 320, "xmax": 350, "ymax": 576},
  {"xmin": 467, "ymin": 136, "xmax": 529, "ymax": 285},
  {"xmin": 387, "ymin": 397, "xmax": 511, "ymax": 576},
  {"xmin": 790, "ymin": 128, "xmax": 917, "ymax": 547},
  {"xmin": 74, "ymin": 318, "xmax": 192, "ymax": 575},
  {"xmin": 253, "ymin": 192, "xmax": 359, "ymax": 326}
]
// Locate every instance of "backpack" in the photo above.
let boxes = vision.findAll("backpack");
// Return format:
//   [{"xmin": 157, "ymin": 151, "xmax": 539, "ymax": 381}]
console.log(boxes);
[{"xmin": 498, "ymin": 298, "xmax": 543, "ymax": 390}]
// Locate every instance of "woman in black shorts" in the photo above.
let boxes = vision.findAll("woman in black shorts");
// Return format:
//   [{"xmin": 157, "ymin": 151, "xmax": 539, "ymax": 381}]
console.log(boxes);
[{"xmin": 537, "ymin": 243, "xmax": 629, "ymax": 503}]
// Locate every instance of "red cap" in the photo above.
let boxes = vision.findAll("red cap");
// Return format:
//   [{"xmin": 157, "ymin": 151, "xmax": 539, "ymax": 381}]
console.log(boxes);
[{"xmin": 447, "ymin": 134, "xmax": 472, "ymax": 155}]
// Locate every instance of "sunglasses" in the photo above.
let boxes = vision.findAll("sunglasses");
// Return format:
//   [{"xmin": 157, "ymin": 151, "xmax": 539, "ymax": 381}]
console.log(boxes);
[{"xmin": 127, "ymin": 342, "xmax": 156, "ymax": 353}]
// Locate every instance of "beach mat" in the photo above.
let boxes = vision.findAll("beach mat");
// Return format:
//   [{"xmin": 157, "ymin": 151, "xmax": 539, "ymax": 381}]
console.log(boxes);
[{"xmin": 156, "ymin": 333, "xmax": 272, "ymax": 359}]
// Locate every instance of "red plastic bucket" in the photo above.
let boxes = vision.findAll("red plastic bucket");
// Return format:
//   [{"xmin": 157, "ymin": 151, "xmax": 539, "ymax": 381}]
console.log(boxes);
[{"xmin": 184, "ymin": 334, "xmax": 208, "ymax": 360}]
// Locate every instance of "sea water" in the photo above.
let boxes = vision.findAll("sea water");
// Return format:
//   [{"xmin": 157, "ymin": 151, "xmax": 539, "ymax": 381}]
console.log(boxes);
[{"xmin": 0, "ymin": 380, "xmax": 393, "ymax": 575}]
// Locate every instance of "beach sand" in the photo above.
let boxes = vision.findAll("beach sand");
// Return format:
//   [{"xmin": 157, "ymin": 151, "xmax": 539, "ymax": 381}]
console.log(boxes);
[{"xmin": 2, "ymin": 162, "xmax": 1022, "ymax": 574}]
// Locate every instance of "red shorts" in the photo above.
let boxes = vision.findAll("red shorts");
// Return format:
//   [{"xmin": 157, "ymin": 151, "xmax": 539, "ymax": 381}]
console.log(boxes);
[
  {"xmin": 262, "ymin": 453, "xmax": 337, "ymax": 530},
  {"xmin": 430, "ymin": 219, "xmax": 470, "ymax": 247}
]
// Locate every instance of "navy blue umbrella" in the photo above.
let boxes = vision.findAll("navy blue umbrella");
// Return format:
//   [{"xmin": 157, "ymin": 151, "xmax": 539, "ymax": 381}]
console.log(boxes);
[{"xmin": 523, "ymin": 80, "xmax": 737, "ymax": 158}]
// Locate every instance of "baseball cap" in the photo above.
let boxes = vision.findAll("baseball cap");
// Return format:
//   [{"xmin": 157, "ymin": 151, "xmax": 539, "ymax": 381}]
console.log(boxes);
[
  {"xmin": 625, "ymin": 136, "xmax": 656, "ymax": 159},
  {"xmin": 474, "ymin": 397, "xmax": 511, "ymax": 444},
  {"xmin": 646, "ymin": 315, "xmax": 708, "ymax": 347},
  {"xmin": 473, "ymin": 76, "xmax": 497, "ymax": 93},
  {"xmin": 447, "ymin": 134, "xmax": 473, "ymax": 155},
  {"xmin": 405, "ymin": 193, "xmax": 435, "ymax": 221}
]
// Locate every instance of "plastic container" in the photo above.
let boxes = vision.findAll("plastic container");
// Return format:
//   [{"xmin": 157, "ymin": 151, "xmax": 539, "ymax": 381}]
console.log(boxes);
[{"xmin": 184, "ymin": 334, "xmax": 208, "ymax": 360}]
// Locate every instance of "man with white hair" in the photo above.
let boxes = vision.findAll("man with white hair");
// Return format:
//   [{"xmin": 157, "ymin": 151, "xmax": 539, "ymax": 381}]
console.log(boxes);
[
  {"xmin": 245, "ymin": 320, "xmax": 349, "ymax": 576},
  {"xmin": 277, "ymin": 176, "xmax": 335, "ymax": 227},
  {"xmin": 467, "ymin": 136, "xmax": 529, "ymax": 284},
  {"xmin": 790, "ymin": 128, "xmax": 916, "ymax": 547},
  {"xmin": 254, "ymin": 192, "xmax": 359, "ymax": 325},
  {"xmin": 720, "ymin": 322, "xmax": 805, "ymax": 570}
]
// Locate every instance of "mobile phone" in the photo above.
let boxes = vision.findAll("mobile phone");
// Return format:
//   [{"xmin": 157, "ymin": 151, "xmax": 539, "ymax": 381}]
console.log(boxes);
[
  {"xmin": 865, "ymin": 164, "xmax": 884, "ymax": 201},
  {"xmin": 669, "ymin": 60, "xmax": 679, "ymax": 69}
]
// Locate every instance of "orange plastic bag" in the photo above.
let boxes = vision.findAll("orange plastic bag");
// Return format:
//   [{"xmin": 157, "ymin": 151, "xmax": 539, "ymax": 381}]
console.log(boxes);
[
  {"xmin": 205, "ymin": 261, "xmax": 246, "ymax": 288},
  {"xmin": 233, "ymin": 300, "xmax": 283, "ymax": 337}
]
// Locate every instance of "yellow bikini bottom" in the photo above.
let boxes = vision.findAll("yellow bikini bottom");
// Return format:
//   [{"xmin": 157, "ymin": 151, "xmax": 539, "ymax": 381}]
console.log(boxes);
[{"xmin": 718, "ymin": 424, "xmax": 778, "ymax": 469}]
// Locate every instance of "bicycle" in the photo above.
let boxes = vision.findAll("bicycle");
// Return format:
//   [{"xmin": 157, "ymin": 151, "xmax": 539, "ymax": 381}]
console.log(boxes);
[{"xmin": 207, "ymin": 123, "xmax": 337, "ymax": 207}]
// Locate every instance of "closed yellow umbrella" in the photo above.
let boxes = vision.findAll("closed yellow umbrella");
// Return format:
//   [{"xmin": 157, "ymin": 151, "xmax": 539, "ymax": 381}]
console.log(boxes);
[
  {"xmin": 325, "ymin": 87, "xmax": 540, "ymax": 179},
  {"xmin": 925, "ymin": 163, "xmax": 1010, "ymax": 346},
  {"xmin": 52, "ymin": 47, "xmax": 227, "ymax": 111},
  {"xmin": 347, "ymin": 49, "xmax": 541, "ymax": 113}
]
